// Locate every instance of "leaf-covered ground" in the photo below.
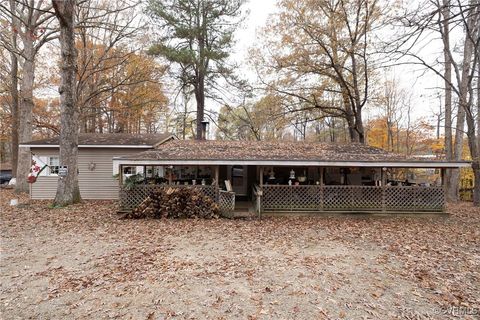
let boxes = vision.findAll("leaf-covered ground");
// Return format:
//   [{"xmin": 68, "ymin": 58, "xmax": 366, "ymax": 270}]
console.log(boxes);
[{"xmin": 1, "ymin": 189, "xmax": 479, "ymax": 319}]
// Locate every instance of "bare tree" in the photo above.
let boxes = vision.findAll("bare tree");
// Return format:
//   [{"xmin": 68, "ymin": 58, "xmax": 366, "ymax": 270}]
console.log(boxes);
[
  {"xmin": 253, "ymin": 0, "xmax": 381, "ymax": 143},
  {"xmin": 440, "ymin": 0, "xmax": 454, "ymax": 197},
  {"xmin": 460, "ymin": 1, "xmax": 480, "ymax": 204},
  {"xmin": 75, "ymin": 0, "xmax": 148, "ymax": 133},
  {"xmin": 52, "ymin": 0, "xmax": 81, "ymax": 206},
  {"xmin": 6, "ymin": 0, "xmax": 19, "ymax": 178},
  {"xmin": 375, "ymin": 76, "xmax": 407, "ymax": 152},
  {"xmin": 0, "ymin": 0, "xmax": 58, "ymax": 192},
  {"xmin": 386, "ymin": 0, "xmax": 480, "ymax": 201}
]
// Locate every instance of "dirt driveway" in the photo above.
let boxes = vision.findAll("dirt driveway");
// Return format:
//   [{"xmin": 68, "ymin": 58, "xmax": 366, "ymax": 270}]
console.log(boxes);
[{"xmin": 1, "ymin": 190, "xmax": 479, "ymax": 319}]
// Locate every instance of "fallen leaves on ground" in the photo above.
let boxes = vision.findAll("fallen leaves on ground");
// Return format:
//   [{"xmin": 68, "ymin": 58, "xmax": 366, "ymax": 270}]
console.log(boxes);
[{"xmin": 0, "ymin": 189, "xmax": 479, "ymax": 319}]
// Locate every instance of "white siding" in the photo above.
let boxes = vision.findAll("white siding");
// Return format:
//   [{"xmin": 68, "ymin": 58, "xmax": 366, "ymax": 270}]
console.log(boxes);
[{"xmin": 31, "ymin": 148, "xmax": 143, "ymax": 200}]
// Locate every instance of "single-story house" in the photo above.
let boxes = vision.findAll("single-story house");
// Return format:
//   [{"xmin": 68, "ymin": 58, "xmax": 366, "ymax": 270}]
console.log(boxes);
[
  {"xmin": 113, "ymin": 140, "xmax": 470, "ymax": 214},
  {"xmin": 20, "ymin": 133, "xmax": 175, "ymax": 199}
]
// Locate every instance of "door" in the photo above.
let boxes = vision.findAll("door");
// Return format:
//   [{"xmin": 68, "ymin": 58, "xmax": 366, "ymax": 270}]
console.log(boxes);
[{"xmin": 228, "ymin": 165, "xmax": 248, "ymax": 196}]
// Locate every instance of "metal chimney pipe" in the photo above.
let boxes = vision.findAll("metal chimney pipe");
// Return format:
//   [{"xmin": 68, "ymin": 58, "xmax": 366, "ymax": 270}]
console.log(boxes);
[{"xmin": 201, "ymin": 121, "xmax": 209, "ymax": 140}]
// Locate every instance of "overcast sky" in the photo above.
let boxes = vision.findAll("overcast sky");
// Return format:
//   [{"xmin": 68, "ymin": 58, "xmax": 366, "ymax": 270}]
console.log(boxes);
[{"xmin": 230, "ymin": 0, "xmax": 447, "ymax": 129}]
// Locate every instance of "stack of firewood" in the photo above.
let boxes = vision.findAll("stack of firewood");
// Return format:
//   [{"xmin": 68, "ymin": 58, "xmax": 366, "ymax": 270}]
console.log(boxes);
[{"xmin": 123, "ymin": 187, "xmax": 220, "ymax": 219}]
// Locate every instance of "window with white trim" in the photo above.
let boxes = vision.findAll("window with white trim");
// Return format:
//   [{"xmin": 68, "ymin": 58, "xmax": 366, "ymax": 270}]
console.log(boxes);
[
  {"xmin": 123, "ymin": 166, "xmax": 136, "ymax": 175},
  {"xmin": 48, "ymin": 157, "xmax": 60, "ymax": 175}
]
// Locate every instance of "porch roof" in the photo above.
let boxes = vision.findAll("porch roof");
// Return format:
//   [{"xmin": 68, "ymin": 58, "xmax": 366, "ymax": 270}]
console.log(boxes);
[{"xmin": 113, "ymin": 140, "xmax": 470, "ymax": 168}]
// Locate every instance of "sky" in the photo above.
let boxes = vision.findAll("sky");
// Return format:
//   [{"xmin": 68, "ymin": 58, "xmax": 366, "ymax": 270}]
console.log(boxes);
[
  {"xmin": 233, "ymin": 0, "xmax": 277, "ymax": 66},
  {"xmin": 229, "ymin": 0, "xmax": 449, "ymax": 131}
]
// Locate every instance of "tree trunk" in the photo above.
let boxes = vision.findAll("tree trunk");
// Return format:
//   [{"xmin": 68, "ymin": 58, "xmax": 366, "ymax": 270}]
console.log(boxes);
[
  {"xmin": 472, "ymin": 163, "xmax": 480, "ymax": 206},
  {"xmin": 470, "ymin": 67, "xmax": 480, "ymax": 206},
  {"xmin": 441, "ymin": 0, "xmax": 455, "ymax": 200},
  {"xmin": 355, "ymin": 111, "xmax": 365, "ymax": 144},
  {"xmin": 405, "ymin": 105, "xmax": 412, "ymax": 155},
  {"xmin": 194, "ymin": 75, "xmax": 205, "ymax": 140},
  {"xmin": 447, "ymin": 2, "xmax": 477, "ymax": 202},
  {"xmin": 448, "ymin": 102, "xmax": 466, "ymax": 201},
  {"xmin": 16, "ymin": 41, "xmax": 35, "ymax": 193},
  {"xmin": 464, "ymin": 3, "xmax": 480, "ymax": 206},
  {"xmin": 9, "ymin": 0, "xmax": 19, "ymax": 178},
  {"xmin": 477, "ymin": 58, "xmax": 480, "ymax": 155},
  {"xmin": 10, "ymin": 53, "xmax": 19, "ymax": 178},
  {"xmin": 53, "ymin": 0, "xmax": 81, "ymax": 206},
  {"xmin": 341, "ymin": 91, "xmax": 359, "ymax": 143},
  {"xmin": 183, "ymin": 96, "xmax": 188, "ymax": 139}
]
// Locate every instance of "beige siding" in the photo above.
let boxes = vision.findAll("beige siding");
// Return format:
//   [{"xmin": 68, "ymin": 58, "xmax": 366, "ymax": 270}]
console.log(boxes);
[{"xmin": 31, "ymin": 148, "xmax": 144, "ymax": 200}]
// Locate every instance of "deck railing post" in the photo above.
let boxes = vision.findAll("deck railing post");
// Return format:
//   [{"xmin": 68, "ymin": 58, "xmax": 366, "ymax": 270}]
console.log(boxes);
[
  {"xmin": 350, "ymin": 186, "xmax": 354, "ymax": 211},
  {"xmin": 319, "ymin": 185, "xmax": 323, "ymax": 212},
  {"xmin": 441, "ymin": 168, "xmax": 447, "ymax": 212},
  {"xmin": 289, "ymin": 186, "xmax": 292, "ymax": 212},
  {"xmin": 257, "ymin": 192, "xmax": 261, "ymax": 218},
  {"xmin": 442, "ymin": 187, "xmax": 446, "ymax": 213},
  {"xmin": 381, "ymin": 185, "xmax": 386, "ymax": 212},
  {"xmin": 413, "ymin": 187, "xmax": 417, "ymax": 213}
]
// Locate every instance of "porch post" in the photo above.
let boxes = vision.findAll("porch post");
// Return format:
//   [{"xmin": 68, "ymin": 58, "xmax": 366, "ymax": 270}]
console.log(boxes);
[
  {"xmin": 118, "ymin": 164, "xmax": 124, "ymax": 211},
  {"xmin": 441, "ymin": 168, "xmax": 446, "ymax": 187},
  {"xmin": 118, "ymin": 164, "xmax": 123, "ymax": 186},
  {"xmin": 319, "ymin": 167, "xmax": 324, "ymax": 212},
  {"xmin": 441, "ymin": 168, "xmax": 447, "ymax": 212},
  {"xmin": 381, "ymin": 167, "xmax": 386, "ymax": 212},
  {"xmin": 259, "ymin": 166, "xmax": 264, "ymax": 187},
  {"xmin": 258, "ymin": 166, "xmax": 263, "ymax": 218},
  {"xmin": 214, "ymin": 165, "xmax": 219, "ymax": 186},
  {"xmin": 214, "ymin": 165, "xmax": 219, "ymax": 201},
  {"xmin": 168, "ymin": 166, "xmax": 173, "ymax": 185}
]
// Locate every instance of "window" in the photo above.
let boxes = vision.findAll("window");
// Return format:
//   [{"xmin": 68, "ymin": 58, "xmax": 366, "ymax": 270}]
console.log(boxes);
[
  {"xmin": 123, "ymin": 166, "xmax": 136, "ymax": 175},
  {"xmin": 48, "ymin": 157, "xmax": 60, "ymax": 175}
]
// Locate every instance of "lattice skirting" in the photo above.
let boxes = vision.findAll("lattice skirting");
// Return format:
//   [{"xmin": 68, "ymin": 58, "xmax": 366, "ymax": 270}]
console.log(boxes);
[
  {"xmin": 119, "ymin": 185, "xmax": 445, "ymax": 213},
  {"xmin": 261, "ymin": 186, "xmax": 445, "ymax": 212},
  {"xmin": 219, "ymin": 190, "xmax": 235, "ymax": 215}
]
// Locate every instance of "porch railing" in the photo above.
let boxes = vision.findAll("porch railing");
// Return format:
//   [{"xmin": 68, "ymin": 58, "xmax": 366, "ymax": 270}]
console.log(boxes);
[
  {"xmin": 259, "ymin": 185, "xmax": 445, "ymax": 213},
  {"xmin": 119, "ymin": 184, "xmax": 445, "ymax": 214}
]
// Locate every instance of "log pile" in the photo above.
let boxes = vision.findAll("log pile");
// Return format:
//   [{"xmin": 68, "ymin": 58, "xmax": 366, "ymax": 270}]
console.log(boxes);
[{"xmin": 123, "ymin": 187, "xmax": 220, "ymax": 219}]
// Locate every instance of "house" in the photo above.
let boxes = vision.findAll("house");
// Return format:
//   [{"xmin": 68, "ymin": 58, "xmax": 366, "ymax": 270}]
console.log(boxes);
[
  {"xmin": 20, "ymin": 133, "xmax": 175, "ymax": 199},
  {"xmin": 113, "ymin": 139, "xmax": 470, "ymax": 213}
]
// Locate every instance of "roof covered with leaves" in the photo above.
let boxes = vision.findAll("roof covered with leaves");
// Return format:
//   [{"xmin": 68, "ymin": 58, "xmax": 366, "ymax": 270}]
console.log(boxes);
[
  {"xmin": 116, "ymin": 139, "xmax": 453, "ymax": 163},
  {"xmin": 21, "ymin": 133, "xmax": 174, "ymax": 147}
]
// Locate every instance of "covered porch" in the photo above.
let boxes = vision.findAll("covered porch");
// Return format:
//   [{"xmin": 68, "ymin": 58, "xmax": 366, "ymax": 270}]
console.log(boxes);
[
  {"xmin": 113, "ymin": 140, "xmax": 470, "ymax": 215},
  {"xmin": 115, "ymin": 163, "xmax": 460, "ymax": 214}
]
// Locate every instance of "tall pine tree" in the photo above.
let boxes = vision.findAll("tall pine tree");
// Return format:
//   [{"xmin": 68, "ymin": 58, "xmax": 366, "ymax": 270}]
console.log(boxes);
[{"xmin": 146, "ymin": 0, "xmax": 244, "ymax": 139}]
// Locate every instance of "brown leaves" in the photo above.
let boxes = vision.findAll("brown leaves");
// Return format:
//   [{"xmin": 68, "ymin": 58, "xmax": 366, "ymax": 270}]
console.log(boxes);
[{"xmin": 1, "ymin": 189, "xmax": 479, "ymax": 319}]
